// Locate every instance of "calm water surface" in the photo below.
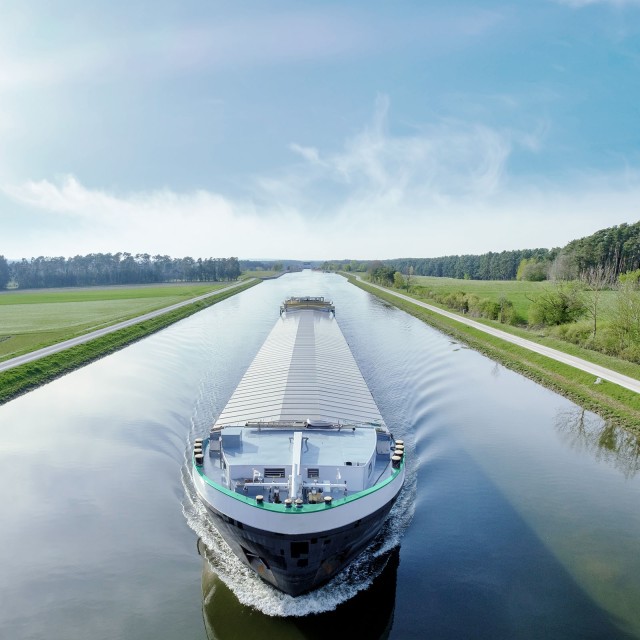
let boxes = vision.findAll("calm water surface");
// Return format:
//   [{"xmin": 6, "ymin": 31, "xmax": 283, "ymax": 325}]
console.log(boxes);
[{"xmin": 0, "ymin": 271, "xmax": 639, "ymax": 639}]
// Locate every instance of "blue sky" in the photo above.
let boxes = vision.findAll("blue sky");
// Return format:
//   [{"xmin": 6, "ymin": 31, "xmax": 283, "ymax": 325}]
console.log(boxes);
[{"xmin": 1, "ymin": 0, "xmax": 639, "ymax": 260}]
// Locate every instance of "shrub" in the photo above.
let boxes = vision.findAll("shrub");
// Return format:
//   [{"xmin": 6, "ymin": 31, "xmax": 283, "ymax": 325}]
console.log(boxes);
[
  {"xmin": 466, "ymin": 294, "xmax": 482, "ymax": 317},
  {"xmin": 551, "ymin": 321, "xmax": 592, "ymax": 345},
  {"xmin": 529, "ymin": 283, "xmax": 586, "ymax": 326},
  {"xmin": 444, "ymin": 291, "xmax": 469, "ymax": 313},
  {"xmin": 478, "ymin": 298, "xmax": 500, "ymax": 320},
  {"xmin": 619, "ymin": 344, "xmax": 640, "ymax": 364}
]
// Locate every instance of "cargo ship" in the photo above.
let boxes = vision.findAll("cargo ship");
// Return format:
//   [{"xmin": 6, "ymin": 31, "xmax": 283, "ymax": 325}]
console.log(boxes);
[{"xmin": 191, "ymin": 296, "xmax": 406, "ymax": 597}]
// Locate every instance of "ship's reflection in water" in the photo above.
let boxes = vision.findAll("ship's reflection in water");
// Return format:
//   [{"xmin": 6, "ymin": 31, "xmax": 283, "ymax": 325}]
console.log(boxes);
[{"xmin": 197, "ymin": 538, "xmax": 400, "ymax": 640}]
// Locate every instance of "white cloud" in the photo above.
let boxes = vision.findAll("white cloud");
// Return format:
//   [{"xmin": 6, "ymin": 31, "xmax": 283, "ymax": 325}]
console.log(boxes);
[
  {"xmin": 2, "ymin": 98, "xmax": 639, "ymax": 260},
  {"xmin": 2, "ymin": 176, "xmax": 301, "ymax": 258}
]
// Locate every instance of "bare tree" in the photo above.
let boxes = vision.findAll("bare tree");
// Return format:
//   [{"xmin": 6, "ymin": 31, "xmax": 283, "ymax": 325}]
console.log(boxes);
[
  {"xmin": 548, "ymin": 252, "xmax": 577, "ymax": 281},
  {"xmin": 612, "ymin": 280, "xmax": 640, "ymax": 356},
  {"xmin": 406, "ymin": 265, "xmax": 414, "ymax": 291},
  {"xmin": 580, "ymin": 264, "xmax": 615, "ymax": 337}
]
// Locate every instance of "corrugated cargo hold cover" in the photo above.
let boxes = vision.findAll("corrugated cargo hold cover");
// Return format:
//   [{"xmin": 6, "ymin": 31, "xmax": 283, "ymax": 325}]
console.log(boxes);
[{"xmin": 214, "ymin": 309, "xmax": 384, "ymax": 427}]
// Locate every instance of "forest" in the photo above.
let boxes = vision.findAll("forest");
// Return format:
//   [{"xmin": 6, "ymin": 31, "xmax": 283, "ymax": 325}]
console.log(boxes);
[{"xmin": 0, "ymin": 253, "xmax": 240, "ymax": 290}]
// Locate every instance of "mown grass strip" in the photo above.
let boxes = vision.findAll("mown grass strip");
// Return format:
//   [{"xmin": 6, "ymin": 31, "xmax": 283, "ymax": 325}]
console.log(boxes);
[
  {"xmin": 345, "ymin": 274, "xmax": 640, "ymax": 432},
  {"xmin": 0, "ymin": 282, "xmax": 230, "ymax": 305},
  {"xmin": 0, "ymin": 279, "xmax": 260, "ymax": 406}
]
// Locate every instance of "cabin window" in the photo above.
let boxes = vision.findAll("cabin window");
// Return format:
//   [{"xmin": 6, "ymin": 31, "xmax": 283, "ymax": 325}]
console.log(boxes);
[
  {"xmin": 307, "ymin": 468, "xmax": 319, "ymax": 479},
  {"xmin": 368, "ymin": 462, "xmax": 372, "ymax": 475},
  {"xmin": 290, "ymin": 541, "xmax": 309, "ymax": 558},
  {"xmin": 264, "ymin": 468, "xmax": 285, "ymax": 478}
]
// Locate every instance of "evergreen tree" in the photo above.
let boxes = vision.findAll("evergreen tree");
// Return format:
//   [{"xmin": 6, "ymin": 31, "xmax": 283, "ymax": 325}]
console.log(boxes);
[{"xmin": 0, "ymin": 255, "xmax": 9, "ymax": 289}]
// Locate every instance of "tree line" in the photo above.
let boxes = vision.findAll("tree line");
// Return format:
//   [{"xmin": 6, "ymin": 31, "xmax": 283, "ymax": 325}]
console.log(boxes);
[
  {"xmin": 384, "ymin": 248, "xmax": 556, "ymax": 281},
  {"xmin": 553, "ymin": 221, "xmax": 640, "ymax": 279},
  {"xmin": 0, "ymin": 253, "xmax": 240, "ymax": 289},
  {"xmin": 3, "ymin": 221, "xmax": 638, "ymax": 290},
  {"xmin": 322, "ymin": 249, "xmax": 554, "ymax": 281},
  {"xmin": 322, "ymin": 221, "xmax": 640, "ymax": 283}
]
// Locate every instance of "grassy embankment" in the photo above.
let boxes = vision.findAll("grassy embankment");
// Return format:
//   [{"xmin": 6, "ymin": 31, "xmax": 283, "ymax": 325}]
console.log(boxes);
[
  {"xmin": 343, "ymin": 273, "xmax": 640, "ymax": 432},
  {"xmin": 0, "ymin": 279, "xmax": 260, "ymax": 405},
  {"xmin": 240, "ymin": 270, "xmax": 283, "ymax": 280}
]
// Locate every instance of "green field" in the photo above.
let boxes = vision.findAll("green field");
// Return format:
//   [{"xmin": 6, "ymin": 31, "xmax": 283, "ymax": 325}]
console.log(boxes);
[
  {"xmin": 409, "ymin": 275, "xmax": 618, "ymax": 322},
  {"xmin": 0, "ymin": 283, "xmax": 228, "ymax": 361}
]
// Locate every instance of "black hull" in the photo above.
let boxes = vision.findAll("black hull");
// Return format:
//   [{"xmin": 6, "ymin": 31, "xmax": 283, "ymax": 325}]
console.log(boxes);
[
  {"xmin": 202, "ymin": 499, "xmax": 399, "ymax": 597},
  {"xmin": 198, "ymin": 538, "xmax": 400, "ymax": 639}
]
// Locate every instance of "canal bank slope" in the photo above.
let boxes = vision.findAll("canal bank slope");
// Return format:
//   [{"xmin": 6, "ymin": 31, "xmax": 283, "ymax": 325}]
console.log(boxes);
[
  {"xmin": 0, "ymin": 279, "xmax": 260, "ymax": 405},
  {"xmin": 344, "ymin": 274, "xmax": 640, "ymax": 431}
]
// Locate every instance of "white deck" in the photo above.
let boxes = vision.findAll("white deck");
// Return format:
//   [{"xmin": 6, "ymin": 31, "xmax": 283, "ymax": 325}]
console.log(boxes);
[{"xmin": 222, "ymin": 426, "xmax": 378, "ymax": 468}]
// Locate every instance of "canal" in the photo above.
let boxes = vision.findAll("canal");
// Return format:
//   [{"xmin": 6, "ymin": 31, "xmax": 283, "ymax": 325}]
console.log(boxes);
[{"xmin": 0, "ymin": 270, "xmax": 638, "ymax": 639}]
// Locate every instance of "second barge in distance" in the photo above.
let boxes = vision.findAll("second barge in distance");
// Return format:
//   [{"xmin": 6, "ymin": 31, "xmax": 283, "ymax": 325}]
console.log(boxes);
[{"xmin": 191, "ymin": 296, "xmax": 406, "ymax": 597}]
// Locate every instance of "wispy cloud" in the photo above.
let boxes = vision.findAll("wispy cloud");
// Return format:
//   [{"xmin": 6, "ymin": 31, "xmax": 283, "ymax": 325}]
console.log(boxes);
[
  {"xmin": 289, "ymin": 144, "xmax": 323, "ymax": 165},
  {"xmin": 0, "ymin": 5, "xmax": 505, "ymax": 93},
  {"xmin": 0, "ymin": 9, "xmax": 366, "ymax": 92},
  {"xmin": 286, "ymin": 94, "xmax": 516, "ymax": 204},
  {"xmin": 0, "ymin": 46, "xmax": 112, "ymax": 91}
]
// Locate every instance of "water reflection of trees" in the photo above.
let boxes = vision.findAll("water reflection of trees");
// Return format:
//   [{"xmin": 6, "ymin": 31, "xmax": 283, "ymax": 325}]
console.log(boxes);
[{"xmin": 555, "ymin": 407, "xmax": 640, "ymax": 479}]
